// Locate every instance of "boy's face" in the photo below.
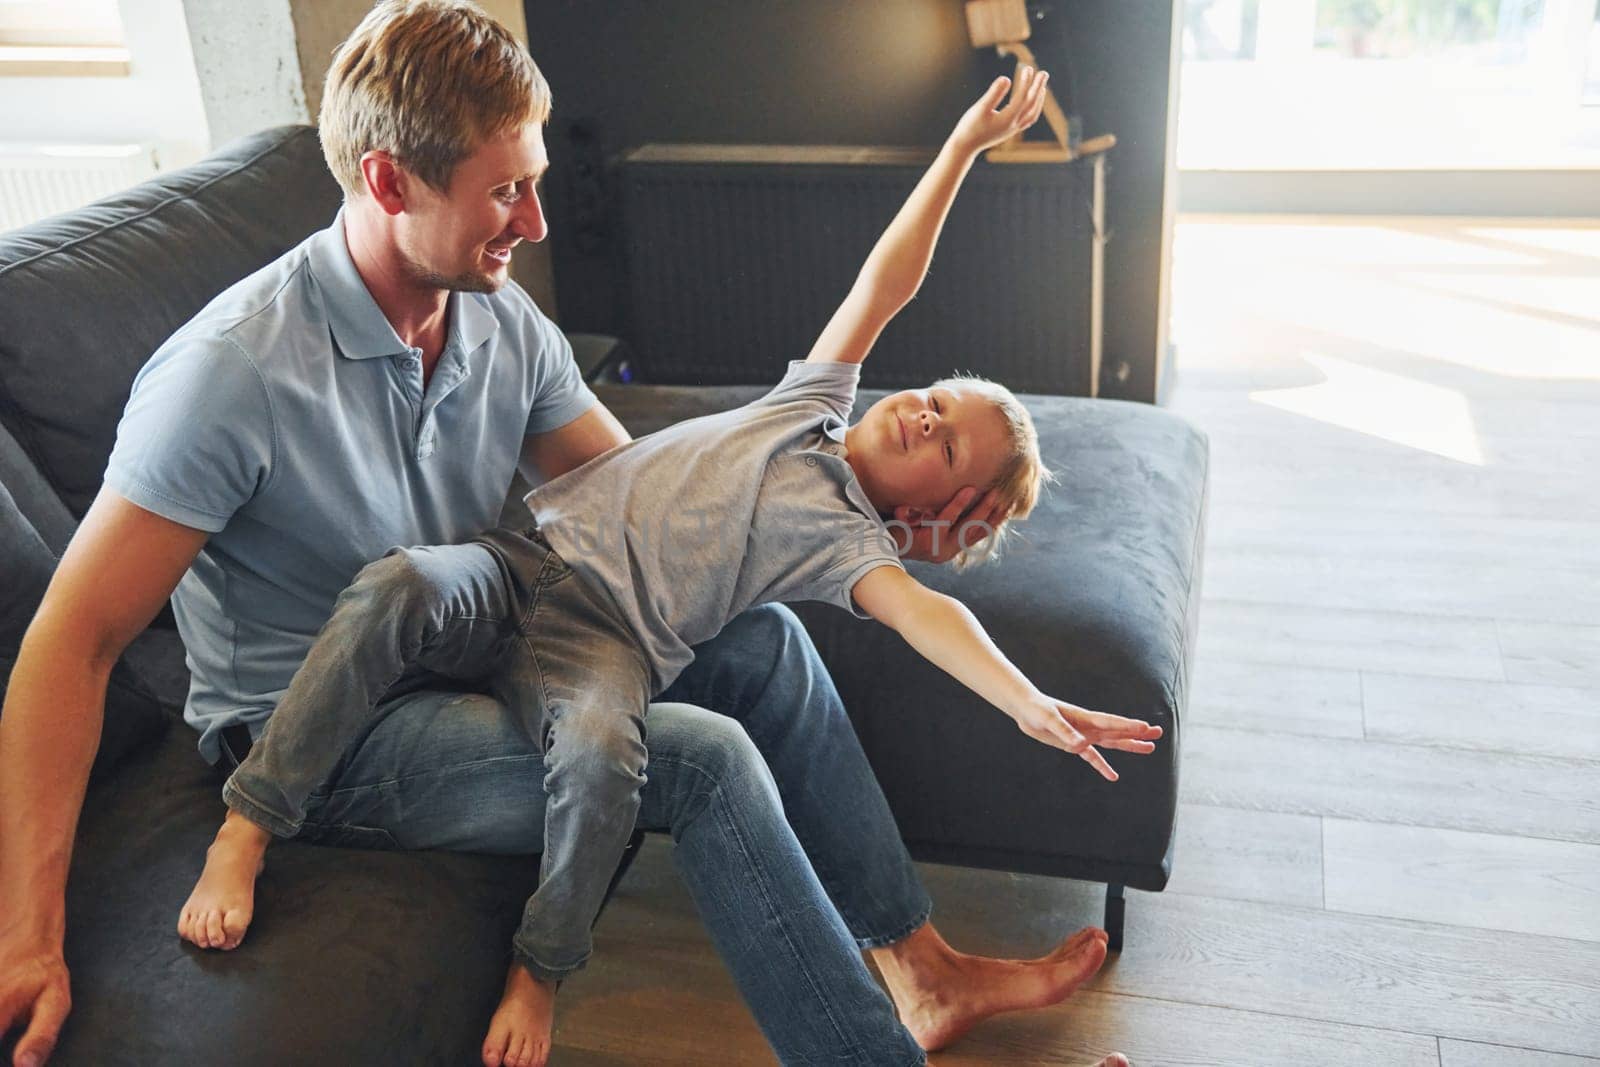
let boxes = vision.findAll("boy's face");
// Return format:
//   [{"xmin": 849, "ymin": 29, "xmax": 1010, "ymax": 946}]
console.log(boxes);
[{"xmin": 846, "ymin": 383, "xmax": 1011, "ymax": 519}]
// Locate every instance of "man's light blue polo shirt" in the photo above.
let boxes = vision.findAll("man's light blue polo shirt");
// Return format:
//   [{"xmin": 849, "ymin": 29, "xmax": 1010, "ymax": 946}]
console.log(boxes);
[{"xmin": 104, "ymin": 212, "xmax": 596, "ymax": 763}]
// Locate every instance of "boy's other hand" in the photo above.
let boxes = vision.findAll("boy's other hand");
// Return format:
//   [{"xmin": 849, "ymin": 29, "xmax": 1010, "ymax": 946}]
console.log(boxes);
[
  {"xmin": 894, "ymin": 487, "xmax": 1009, "ymax": 564},
  {"xmin": 1009, "ymin": 698, "xmax": 1164, "ymax": 782},
  {"xmin": 951, "ymin": 66, "xmax": 1050, "ymax": 157}
]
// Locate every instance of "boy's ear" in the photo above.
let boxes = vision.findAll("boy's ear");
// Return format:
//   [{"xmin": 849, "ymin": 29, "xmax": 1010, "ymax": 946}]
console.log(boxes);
[{"xmin": 893, "ymin": 505, "xmax": 937, "ymax": 525}]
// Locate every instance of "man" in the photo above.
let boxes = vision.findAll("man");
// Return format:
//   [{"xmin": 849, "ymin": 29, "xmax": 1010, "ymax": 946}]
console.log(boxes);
[{"xmin": 0, "ymin": 4, "xmax": 1121, "ymax": 1066}]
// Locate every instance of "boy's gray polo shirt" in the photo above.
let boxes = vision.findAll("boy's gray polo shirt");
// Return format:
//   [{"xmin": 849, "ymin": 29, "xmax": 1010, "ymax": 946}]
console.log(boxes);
[
  {"xmin": 104, "ymin": 212, "xmax": 596, "ymax": 763},
  {"xmin": 527, "ymin": 359, "xmax": 904, "ymax": 693}
]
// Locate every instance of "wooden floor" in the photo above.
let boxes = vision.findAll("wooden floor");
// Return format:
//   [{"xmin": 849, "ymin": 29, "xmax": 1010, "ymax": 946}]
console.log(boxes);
[{"xmin": 552, "ymin": 217, "xmax": 1600, "ymax": 1065}]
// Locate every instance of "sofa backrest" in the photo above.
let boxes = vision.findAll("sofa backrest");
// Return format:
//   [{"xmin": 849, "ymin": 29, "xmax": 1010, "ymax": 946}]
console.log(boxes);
[{"xmin": 0, "ymin": 125, "xmax": 342, "ymax": 517}]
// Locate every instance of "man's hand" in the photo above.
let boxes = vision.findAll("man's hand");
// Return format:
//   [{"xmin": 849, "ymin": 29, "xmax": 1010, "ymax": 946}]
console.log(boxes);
[
  {"xmin": 893, "ymin": 487, "xmax": 1011, "ymax": 565},
  {"xmin": 949, "ymin": 66, "xmax": 1050, "ymax": 158},
  {"xmin": 1008, "ymin": 697, "xmax": 1164, "ymax": 782},
  {"xmin": 0, "ymin": 931, "xmax": 70, "ymax": 1067}
]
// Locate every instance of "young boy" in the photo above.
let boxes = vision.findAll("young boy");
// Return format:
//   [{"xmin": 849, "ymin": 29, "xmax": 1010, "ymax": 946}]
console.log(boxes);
[{"xmin": 179, "ymin": 66, "xmax": 1161, "ymax": 1063}]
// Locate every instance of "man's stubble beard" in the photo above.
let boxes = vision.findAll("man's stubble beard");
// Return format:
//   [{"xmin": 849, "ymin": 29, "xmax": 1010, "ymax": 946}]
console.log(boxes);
[
  {"xmin": 401, "ymin": 245, "xmax": 505, "ymax": 295},
  {"xmin": 412, "ymin": 264, "xmax": 504, "ymax": 295}
]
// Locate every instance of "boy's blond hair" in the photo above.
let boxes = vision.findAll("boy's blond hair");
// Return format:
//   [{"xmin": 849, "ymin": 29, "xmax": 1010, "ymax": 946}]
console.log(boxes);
[
  {"xmin": 319, "ymin": 0, "xmax": 552, "ymax": 198},
  {"xmin": 934, "ymin": 374, "xmax": 1055, "ymax": 570}
]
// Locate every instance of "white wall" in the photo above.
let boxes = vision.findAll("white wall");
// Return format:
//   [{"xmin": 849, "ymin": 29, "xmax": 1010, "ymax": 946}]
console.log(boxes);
[{"xmin": 183, "ymin": 0, "xmax": 307, "ymax": 147}]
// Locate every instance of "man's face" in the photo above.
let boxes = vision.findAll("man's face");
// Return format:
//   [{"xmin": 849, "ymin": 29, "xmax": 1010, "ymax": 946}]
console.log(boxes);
[
  {"xmin": 397, "ymin": 122, "xmax": 550, "ymax": 293},
  {"xmin": 846, "ymin": 383, "xmax": 1011, "ymax": 518}
]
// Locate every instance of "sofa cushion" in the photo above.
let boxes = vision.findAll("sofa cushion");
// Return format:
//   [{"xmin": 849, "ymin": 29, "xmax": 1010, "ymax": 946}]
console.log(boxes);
[
  {"xmin": 0, "ymin": 477, "xmax": 168, "ymax": 781},
  {"xmin": 57, "ymin": 722, "xmax": 537, "ymax": 1065},
  {"xmin": 596, "ymin": 382, "xmax": 1207, "ymax": 889},
  {"xmin": 0, "ymin": 418, "xmax": 75, "ymax": 555},
  {"xmin": 0, "ymin": 126, "xmax": 342, "ymax": 517}
]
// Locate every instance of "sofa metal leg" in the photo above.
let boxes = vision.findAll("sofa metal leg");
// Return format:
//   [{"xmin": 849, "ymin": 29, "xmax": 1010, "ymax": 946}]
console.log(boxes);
[{"xmin": 1104, "ymin": 882, "xmax": 1125, "ymax": 952}]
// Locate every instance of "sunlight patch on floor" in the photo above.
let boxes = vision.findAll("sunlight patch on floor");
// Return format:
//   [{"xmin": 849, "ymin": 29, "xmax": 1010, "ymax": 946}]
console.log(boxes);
[
  {"xmin": 1173, "ymin": 218, "xmax": 1600, "ymax": 382},
  {"xmin": 1250, "ymin": 352, "xmax": 1485, "ymax": 465}
]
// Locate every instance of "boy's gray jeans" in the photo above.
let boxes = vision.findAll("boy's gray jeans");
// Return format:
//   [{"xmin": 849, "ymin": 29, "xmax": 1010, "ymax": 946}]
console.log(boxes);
[
  {"xmin": 219, "ymin": 525, "xmax": 931, "ymax": 1065},
  {"xmin": 225, "ymin": 526, "xmax": 654, "ymax": 981}
]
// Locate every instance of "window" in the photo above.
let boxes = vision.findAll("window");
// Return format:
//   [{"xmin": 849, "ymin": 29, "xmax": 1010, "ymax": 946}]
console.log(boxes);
[
  {"xmin": 1179, "ymin": 0, "xmax": 1600, "ymax": 169},
  {"xmin": 0, "ymin": 0, "xmax": 128, "ymax": 76}
]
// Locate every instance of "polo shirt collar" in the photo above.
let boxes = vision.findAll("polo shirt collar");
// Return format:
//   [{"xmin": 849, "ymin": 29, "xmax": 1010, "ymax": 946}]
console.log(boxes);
[
  {"xmin": 452, "ymin": 287, "xmax": 499, "ymax": 357},
  {"xmin": 309, "ymin": 209, "xmax": 500, "ymax": 361}
]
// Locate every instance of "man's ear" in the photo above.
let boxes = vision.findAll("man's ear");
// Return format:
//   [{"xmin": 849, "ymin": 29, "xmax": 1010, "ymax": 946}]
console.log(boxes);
[
  {"xmin": 359, "ymin": 151, "xmax": 407, "ymax": 216},
  {"xmin": 894, "ymin": 505, "xmax": 937, "ymax": 525}
]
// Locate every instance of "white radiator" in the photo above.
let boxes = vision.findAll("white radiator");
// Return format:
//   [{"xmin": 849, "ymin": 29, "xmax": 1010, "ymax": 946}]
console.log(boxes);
[{"xmin": 0, "ymin": 144, "xmax": 159, "ymax": 232}]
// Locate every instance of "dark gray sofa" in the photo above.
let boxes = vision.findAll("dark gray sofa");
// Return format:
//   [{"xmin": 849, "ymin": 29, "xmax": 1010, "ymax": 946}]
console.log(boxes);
[{"xmin": 0, "ymin": 126, "xmax": 1207, "ymax": 1064}]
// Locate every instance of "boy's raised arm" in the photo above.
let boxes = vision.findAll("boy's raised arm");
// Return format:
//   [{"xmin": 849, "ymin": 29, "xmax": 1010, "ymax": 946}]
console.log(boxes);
[
  {"xmin": 805, "ymin": 67, "xmax": 1050, "ymax": 367},
  {"xmin": 851, "ymin": 564, "xmax": 1162, "ymax": 781}
]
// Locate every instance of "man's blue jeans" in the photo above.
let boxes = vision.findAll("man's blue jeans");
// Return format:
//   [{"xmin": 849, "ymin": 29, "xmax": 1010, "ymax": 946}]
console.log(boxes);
[{"xmin": 229, "ymin": 548, "xmax": 932, "ymax": 1066}]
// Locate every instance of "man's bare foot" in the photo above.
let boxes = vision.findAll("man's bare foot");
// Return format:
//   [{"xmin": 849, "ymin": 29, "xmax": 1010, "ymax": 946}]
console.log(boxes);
[
  {"xmin": 481, "ymin": 963, "xmax": 556, "ymax": 1067},
  {"xmin": 870, "ymin": 922, "xmax": 1110, "ymax": 1052},
  {"xmin": 176, "ymin": 810, "xmax": 271, "ymax": 950}
]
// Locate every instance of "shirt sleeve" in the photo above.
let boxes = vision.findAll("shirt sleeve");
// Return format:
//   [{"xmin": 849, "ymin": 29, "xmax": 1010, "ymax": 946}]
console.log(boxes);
[
  {"xmin": 752, "ymin": 360, "xmax": 861, "ymax": 421},
  {"xmin": 522, "ymin": 298, "xmax": 599, "ymax": 436},
  {"xmin": 827, "ymin": 519, "xmax": 906, "ymax": 619},
  {"xmin": 773, "ymin": 502, "xmax": 905, "ymax": 619},
  {"xmin": 102, "ymin": 335, "xmax": 276, "ymax": 533}
]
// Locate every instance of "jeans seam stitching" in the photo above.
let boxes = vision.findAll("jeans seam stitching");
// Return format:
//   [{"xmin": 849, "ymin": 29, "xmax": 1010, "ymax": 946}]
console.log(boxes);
[
  {"xmin": 318, "ymin": 752, "xmax": 543, "ymax": 797},
  {"xmin": 707, "ymin": 769, "xmax": 861, "ymax": 1059}
]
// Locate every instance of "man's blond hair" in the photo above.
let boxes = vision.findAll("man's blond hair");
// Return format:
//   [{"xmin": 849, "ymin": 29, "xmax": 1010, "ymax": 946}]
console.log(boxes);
[
  {"xmin": 319, "ymin": 0, "xmax": 551, "ymax": 197},
  {"xmin": 934, "ymin": 374, "xmax": 1055, "ymax": 570}
]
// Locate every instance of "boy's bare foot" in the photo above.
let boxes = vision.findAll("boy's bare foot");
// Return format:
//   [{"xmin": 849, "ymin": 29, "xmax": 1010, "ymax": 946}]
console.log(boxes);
[
  {"xmin": 176, "ymin": 810, "xmax": 271, "ymax": 950},
  {"xmin": 871, "ymin": 922, "xmax": 1110, "ymax": 1052},
  {"xmin": 481, "ymin": 962, "xmax": 556, "ymax": 1067}
]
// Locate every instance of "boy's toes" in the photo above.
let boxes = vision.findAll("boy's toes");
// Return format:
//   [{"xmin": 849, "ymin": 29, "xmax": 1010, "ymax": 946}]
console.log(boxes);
[
  {"xmin": 481, "ymin": 1027, "xmax": 508, "ymax": 1067},
  {"xmin": 206, "ymin": 911, "xmax": 225, "ymax": 949},
  {"xmin": 187, "ymin": 909, "xmax": 210, "ymax": 948},
  {"xmin": 221, "ymin": 906, "xmax": 251, "ymax": 950}
]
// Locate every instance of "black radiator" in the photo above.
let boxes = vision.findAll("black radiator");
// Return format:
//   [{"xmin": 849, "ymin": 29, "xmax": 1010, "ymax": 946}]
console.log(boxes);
[{"xmin": 615, "ymin": 144, "xmax": 1105, "ymax": 397}]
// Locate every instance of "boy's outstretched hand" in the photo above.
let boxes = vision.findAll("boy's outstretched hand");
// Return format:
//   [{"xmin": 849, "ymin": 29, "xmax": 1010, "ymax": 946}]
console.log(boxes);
[
  {"xmin": 1009, "ymin": 697, "xmax": 1163, "ymax": 782},
  {"xmin": 951, "ymin": 66, "xmax": 1050, "ymax": 157}
]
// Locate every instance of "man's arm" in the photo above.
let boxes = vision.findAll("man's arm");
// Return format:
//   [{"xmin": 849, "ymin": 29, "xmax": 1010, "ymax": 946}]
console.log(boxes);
[
  {"xmin": 805, "ymin": 67, "xmax": 1048, "ymax": 367},
  {"xmin": 0, "ymin": 488, "xmax": 209, "ymax": 1067},
  {"xmin": 517, "ymin": 402, "xmax": 631, "ymax": 484},
  {"xmin": 851, "ymin": 564, "xmax": 1162, "ymax": 782}
]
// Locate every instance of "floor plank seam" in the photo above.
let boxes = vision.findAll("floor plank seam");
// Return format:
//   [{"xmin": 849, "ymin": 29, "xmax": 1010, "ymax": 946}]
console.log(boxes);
[
  {"xmin": 1185, "ymin": 721, "xmax": 1600, "ymax": 770},
  {"xmin": 1171, "ymin": 799, "xmax": 1600, "ymax": 849},
  {"xmin": 1358, "ymin": 670, "xmax": 1369, "ymax": 740},
  {"xmin": 1318, "ymin": 816, "xmax": 1326, "ymax": 911},
  {"xmin": 1346, "ymin": 666, "xmax": 1600, "ymax": 696},
  {"xmin": 1085, "ymin": 988, "xmax": 1464, "ymax": 1046},
  {"xmin": 1202, "ymin": 594, "xmax": 1600, "ymax": 631},
  {"xmin": 1130, "ymin": 885, "xmax": 1600, "ymax": 949}
]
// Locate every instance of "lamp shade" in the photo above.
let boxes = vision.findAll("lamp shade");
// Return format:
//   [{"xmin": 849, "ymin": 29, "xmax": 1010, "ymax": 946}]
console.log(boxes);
[{"xmin": 964, "ymin": 0, "xmax": 1030, "ymax": 48}]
